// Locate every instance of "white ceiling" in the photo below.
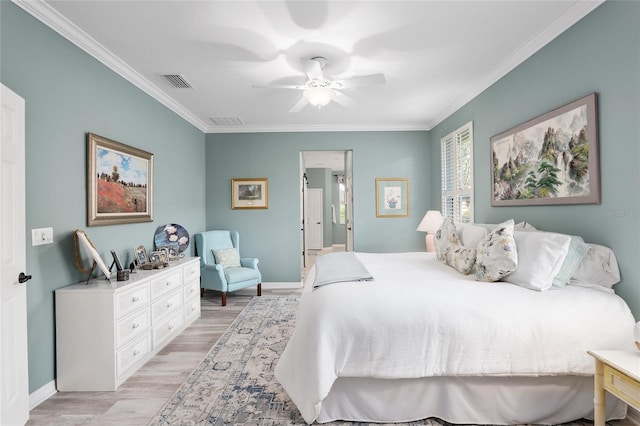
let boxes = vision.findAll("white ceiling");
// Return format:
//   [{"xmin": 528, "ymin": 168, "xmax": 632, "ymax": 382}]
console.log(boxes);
[{"xmin": 16, "ymin": 0, "xmax": 602, "ymax": 135}]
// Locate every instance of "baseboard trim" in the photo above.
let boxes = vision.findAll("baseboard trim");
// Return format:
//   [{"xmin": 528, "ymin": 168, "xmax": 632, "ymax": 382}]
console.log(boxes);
[
  {"xmin": 629, "ymin": 406, "xmax": 640, "ymax": 425},
  {"xmin": 262, "ymin": 282, "xmax": 303, "ymax": 289},
  {"xmin": 29, "ymin": 380, "xmax": 56, "ymax": 410}
]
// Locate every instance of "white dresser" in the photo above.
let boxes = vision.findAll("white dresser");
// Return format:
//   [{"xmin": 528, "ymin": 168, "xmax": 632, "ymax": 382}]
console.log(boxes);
[{"xmin": 55, "ymin": 257, "xmax": 201, "ymax": 391}]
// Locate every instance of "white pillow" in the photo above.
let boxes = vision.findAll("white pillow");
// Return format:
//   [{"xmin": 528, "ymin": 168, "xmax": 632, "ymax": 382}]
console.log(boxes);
[
  {"xmin": 456, "ymin": 223, "xmax": 488, "ymax": 248},
  {"xmin": 475, "ymin": 219, "xmax": 517, "ymax": 282},
  {"xmin": 569, "ymin": 244, "xmax": 620, "ymax": 289},
  {"xmin": 505, "ymin": 231, "xmax": 571, "ymax": 291}
]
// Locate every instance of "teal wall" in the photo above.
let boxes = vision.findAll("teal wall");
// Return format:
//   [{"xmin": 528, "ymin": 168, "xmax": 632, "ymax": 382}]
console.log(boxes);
[
  {"xmin": 430, "ymin": 1, "xmax": 640, "ymax": 319},
  {"xmin": 1, "ymin": 2, "xmax": 206, "ymax": 393},
  {"xmin": 204, "ymin": 131, "xmax": 432, "ymax": 282}
]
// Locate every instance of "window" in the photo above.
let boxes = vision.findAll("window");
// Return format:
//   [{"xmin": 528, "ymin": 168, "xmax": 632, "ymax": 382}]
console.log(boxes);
[{"xmin": 441, "ymin": 121, "xmax": 474, "ymax": 223}]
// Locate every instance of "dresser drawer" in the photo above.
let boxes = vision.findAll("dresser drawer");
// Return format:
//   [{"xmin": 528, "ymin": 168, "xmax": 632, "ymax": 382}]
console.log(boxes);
[
  {"xmin": 604, "ymin": 364, "xmax": 640, "ymax": 408},
  {"xmin": 116, "ymin": 332, "xmax": 152, "ymax": 379},
  {"xmin": 151, "ymin": 289, "xmax": 183, "ymax": 322},
  {"xmin": 183, "ymin": 279, "xmax": 200, "ymax": 301},
  {"xmin": 150, "ymin": 271, "xmax": 182, "ymax": 299},
  {"xmin": 116, "ymin": 309, "xmax": 151, "ymax": 348},
  {"xmin": 184, "ymin": 297, "xmax": 201, "ymax": 323},
  {"xmin": 153, "ymin": 311, "xmax": 184, "ymax": 346},
  {"xmin": 115, "ymin": 283, "xmax": 150, "ymax": 319},
  {"xmin": 183, "ymin": 261, "xmax": 200, "ymax": 283}
]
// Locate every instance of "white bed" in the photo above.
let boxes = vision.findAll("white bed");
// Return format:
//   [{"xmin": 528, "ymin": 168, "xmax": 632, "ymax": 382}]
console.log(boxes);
[{"xmin": 275, "ymin": 251, "xmax": 637, "ymax": 424}]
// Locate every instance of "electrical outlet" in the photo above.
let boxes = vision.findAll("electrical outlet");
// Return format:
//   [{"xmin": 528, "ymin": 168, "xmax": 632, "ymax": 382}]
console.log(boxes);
[{"xmin": 31, "ymin": 227, "xmax": 53, "ymax": 246}]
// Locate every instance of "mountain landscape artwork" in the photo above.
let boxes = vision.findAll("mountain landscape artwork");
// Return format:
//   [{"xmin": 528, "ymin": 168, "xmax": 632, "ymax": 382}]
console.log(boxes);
[{"xmin": 491, "ymin": 93, "xmax": 599, "ymax": 206}]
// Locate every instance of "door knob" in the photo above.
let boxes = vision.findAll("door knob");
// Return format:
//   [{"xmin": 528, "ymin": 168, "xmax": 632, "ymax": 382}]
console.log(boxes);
[{"xmin": 18, "ymin": 272, "xmax": 32, "ymax": 283}]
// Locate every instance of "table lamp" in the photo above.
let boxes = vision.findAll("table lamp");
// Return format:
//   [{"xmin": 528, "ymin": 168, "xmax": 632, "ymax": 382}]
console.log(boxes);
[{"xmin": 417, "ymin": 210, "xmax": 444, "ymax": 252}]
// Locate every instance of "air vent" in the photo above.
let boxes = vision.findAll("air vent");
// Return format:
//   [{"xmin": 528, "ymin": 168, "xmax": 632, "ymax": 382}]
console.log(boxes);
[
  {"xmin": 161, "ymin": 74, "xmax": 194, "ymax": 89},
  {"xmin": 209, "ymin": 117, "xmax": 244, "ymax": 126}
]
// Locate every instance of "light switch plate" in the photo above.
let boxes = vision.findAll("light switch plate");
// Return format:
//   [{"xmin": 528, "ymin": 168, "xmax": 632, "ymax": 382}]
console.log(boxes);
[{"xmin": 32, "ymin": 227, "xmax": 53, "ymax": 246}]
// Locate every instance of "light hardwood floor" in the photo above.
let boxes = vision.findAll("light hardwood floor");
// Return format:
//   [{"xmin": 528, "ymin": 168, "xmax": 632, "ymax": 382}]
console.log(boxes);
[{"xmin": 26, "ymin": 287, "xmax": 301, "ymax": 426}]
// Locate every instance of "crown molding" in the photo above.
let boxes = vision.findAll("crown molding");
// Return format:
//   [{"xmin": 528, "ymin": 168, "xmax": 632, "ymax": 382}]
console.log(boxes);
[
  {"xmin": 426, "ymin": 0, "xmax": 605, "ymax": 130},
  {"xmin": 12, "ymin": 0, "xmax": 209, "ymax": 132},
  {"xmin": 204, "ymin": 122, "xmax": 430, "ymax": 134}
]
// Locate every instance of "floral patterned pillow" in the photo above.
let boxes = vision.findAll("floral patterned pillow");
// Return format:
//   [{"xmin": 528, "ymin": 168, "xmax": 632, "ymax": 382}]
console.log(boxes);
[
  {"xmin": 434, "ymin": 218, "xmax": 459, "ymax": 261},
  {"xmin": 475, "ymin": 219, "xmax": 518, "ymax": 282},
  {"xmin": 446, "ymin": 243, "xmax": 477, "ymax": 275}
]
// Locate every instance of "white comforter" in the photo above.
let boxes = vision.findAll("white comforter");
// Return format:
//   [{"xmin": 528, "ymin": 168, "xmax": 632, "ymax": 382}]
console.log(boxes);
[{"xmin": 275, "ymin": 252, "xmax": 637, "ymax": 424}]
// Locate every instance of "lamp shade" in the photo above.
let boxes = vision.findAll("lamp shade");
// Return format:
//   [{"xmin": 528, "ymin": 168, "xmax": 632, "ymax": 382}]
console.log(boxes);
[
  {"xmin": 303, "ymin": 87, "xmax": 335, "ymax": 108},
  {"xmin": 416, "ymin": 210, "xmax": 444, "ymax": 233}
]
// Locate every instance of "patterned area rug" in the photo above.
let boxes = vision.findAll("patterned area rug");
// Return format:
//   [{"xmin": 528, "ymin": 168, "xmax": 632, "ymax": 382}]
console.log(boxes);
[{"xmin": 150, "ymin": 295, "xmax": 594, "ymax": 426}]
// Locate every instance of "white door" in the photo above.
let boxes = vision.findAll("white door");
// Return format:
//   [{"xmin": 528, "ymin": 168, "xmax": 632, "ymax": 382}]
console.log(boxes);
[
  {"xmin": 306, "ymin": 188, "xmax": 323, "ymax": 250},
  {"xmin": 1, "ymin": 83, "xmax": 29, "ymax": 425}
]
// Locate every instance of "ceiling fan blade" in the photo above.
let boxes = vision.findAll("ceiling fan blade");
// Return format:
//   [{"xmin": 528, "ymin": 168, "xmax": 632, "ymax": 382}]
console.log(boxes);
[
  {"xmin": 334, "ymin": 73, "xmax": 386, "ymax": 88},
  {"xmin": 288, "ymin": 96, "xmax": 309, "ymax": 113},
  {"xmin": 252, "ymin": 84, "xmax": 306, "ymax": 90},
  {"xmin": 332, "ymin": 91, "xmax": 357, "ymax": 109},
  {"xmin": 301, "ymin": 58, "xmax": 324, "ymax": 81}
]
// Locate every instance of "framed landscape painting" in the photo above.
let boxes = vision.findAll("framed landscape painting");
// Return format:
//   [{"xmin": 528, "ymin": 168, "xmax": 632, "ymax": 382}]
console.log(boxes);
[
  {"xmin": 87, "ymin": 133, "xmax": 153, "ymax": 226},
  {"xmin": 232, "ymin": 178, "xmax": 268, "ymax": 209},
  {"xmin": 490, "ymin": 93, "xmax": 600, "ymax": 206},
  {"xmin": 376, "ymin": 178, "xmax": 409, "ymax": 217}
]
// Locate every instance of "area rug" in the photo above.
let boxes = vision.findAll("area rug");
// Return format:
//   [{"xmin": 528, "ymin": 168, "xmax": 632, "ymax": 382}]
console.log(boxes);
[{"xmin": 150, "ymin": 295, "xmax": 594, "ymax": 426}]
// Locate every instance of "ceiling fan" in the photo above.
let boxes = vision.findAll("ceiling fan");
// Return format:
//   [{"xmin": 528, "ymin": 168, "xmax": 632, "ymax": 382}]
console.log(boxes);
[{"xmin": 253, "ymin": 56, "xmax": 386, "ymax": 112}]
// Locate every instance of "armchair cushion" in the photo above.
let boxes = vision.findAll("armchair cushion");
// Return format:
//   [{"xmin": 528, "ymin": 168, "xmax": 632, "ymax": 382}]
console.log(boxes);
[
  {"xmin": 212, "ymin": 248, "xmax": 241, "ymax": 268},
  {"xmin": 224, "ymin": 267, "xmax": 260, "ymax": 284}
]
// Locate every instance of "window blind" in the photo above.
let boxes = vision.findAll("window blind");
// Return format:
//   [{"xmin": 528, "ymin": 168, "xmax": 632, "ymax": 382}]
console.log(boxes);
[{"xmin": 441, "ymin": 122, "xmax": 474, "ymax": 223}]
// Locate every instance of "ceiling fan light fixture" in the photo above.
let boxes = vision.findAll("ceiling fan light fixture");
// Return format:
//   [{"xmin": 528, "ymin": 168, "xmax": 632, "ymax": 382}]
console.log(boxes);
[{"xmin": 303, "ymin": 87, "xmax": 335, "ymax": 108}]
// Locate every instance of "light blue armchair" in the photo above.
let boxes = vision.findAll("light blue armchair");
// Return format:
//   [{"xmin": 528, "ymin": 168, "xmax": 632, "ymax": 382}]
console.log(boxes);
[{"xmin": 194, "ymin": 230, "xmax": 262, "ymax": 306}]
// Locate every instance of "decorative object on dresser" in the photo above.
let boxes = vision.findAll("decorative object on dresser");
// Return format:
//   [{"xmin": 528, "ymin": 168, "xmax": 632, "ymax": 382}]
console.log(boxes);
[
  {"xmin": 416, "ymin": 210, "xmax": 444, "ymax": 252},
  {"xmin": 73, "ymin": 229, "xmax": 112, "ymax": 283},
  {"xmin": 375, "ymin": 178, "xmax": 409, "ymax": 217},
  {"xmin": 55, "ymin": 257, "xmax": 201, "ymax": 391},
  {"xmin": 132, "ymin": 245, "xmax": 148, "ymax": 270},
  {"xmin": 154, "ymin": 223, "xmax": 190, "ymax": 255},
  {"xmin": 194, "ymin": 230, "xmax": 261, "ymax": 306},
  {"xmin": 491, "ymin": 93, "xmax": 600, "ymax": 206},
  {"xmin": 231, "ymin": 178, "xmax": 268, "ymax": 209},
  {"xmin": 87, "ymin": 133, "xmax": 153, "ymax": 226}
]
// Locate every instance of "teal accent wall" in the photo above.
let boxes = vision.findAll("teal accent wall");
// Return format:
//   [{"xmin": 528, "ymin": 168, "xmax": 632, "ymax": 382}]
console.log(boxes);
[
  {"xmin": 204, "ymin": 131, "xmax": 432, "ymax": 282},
  {"xmin": 430, "ymin": 1, "xmax": 640, "ymax": 319},
  {"xmin": 1, "ymin": 2, "xmax": 206, "ymax": 393}
]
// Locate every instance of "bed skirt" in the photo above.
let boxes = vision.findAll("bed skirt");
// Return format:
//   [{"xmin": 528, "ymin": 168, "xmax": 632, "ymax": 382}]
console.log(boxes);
[{"xmin": 317, "ymin": 375, "xmax": 627, "ymax": 424}]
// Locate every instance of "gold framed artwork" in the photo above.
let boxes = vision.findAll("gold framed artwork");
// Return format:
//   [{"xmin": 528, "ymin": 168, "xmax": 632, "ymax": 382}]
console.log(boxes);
[
  {"xmin": 232, "ymin": 178, "xmax": 268, "ymax": 209},
  {"xmin": 376, "ymin": 178, "xmax": 409, "ymax": 218},
  {"xmin": 87, "ymin": 133, "xmax": 153, "ymax": 226}
]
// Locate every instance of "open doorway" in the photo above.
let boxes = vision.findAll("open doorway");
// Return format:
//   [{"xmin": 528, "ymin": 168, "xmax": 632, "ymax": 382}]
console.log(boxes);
[{"xmin": 300, "ymin": 150, "xmax": 353, "ymax": 279}]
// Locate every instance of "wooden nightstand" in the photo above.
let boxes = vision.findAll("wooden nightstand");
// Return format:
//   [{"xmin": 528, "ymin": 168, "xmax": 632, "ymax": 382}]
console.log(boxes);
[{"xmin": 588, "ymin": 350, "xmax": 640, "ymax": 426}]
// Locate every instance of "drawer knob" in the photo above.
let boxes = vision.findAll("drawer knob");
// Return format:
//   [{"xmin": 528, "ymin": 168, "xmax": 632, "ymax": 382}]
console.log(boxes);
[
  {"xmin": 167, "ymin": 303, "xmax": 173, "ymax": 308},
  {"xmin": 132, "ymin": 323, "xmax": 139, "ymax": 329},
  {"xmin": 166, "ymin": 281, "xmax": 171, "ymax": 286},
  {"xmin": 132, "ymin": 296, "xmax": 139, "ymax": 302},
  {"xmin": 169, "ymin": 324, "xmax": 174, "ymax": 330},
  {"xmin": 133, "ymin": 349, "xmax": 140, "ymax": 356}
]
